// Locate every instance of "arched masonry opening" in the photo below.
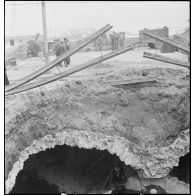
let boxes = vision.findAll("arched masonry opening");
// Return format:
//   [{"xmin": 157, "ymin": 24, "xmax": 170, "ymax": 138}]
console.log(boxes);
[
  {"xmin": 5, "ymin": 130, "xmax": 144, "ymax": 194},
  {"xmin": 10, "ymin": 144, "xmax": 138, "ymax": 194},
  {"xmin": 5, "ymin": 129, "xmax": 190, "ymax": 194}
]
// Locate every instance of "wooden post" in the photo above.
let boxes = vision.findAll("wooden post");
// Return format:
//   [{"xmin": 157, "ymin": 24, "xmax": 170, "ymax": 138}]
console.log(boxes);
[{"xmin": 41, "ymin": 1, "xmax": 49, "ymax": 65}]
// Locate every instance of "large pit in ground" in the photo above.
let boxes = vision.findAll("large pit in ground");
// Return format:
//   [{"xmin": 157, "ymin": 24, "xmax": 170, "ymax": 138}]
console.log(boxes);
[
  {"xmin": 5, "ymin": 67, "xmax": 190, "ymax": 193},
  {"xmin": 9, "ymin": 144, "xmax": 191, "ymax": 194},
  {"xmin": 10, "ymin": 145, "xmax": 133, "ymax": 194}
]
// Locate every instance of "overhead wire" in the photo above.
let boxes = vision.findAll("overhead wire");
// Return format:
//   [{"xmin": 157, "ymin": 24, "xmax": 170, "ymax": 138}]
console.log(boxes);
[{"xmin": 5, "ymin": 2, "xmax": 40, "ymax": 7}]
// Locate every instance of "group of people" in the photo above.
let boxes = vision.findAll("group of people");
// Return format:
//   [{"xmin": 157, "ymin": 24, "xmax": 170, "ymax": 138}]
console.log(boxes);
[
  {"xmin": 110, "ymin": 32, "xmax": 126, "ymax": 51},
  {"xmin": 94, "ymin": 32, "xmax": 126, "ymax": 51},
  {"xmin": 55, "ymin": 38, "xmax": 71, "ymax": 67}
]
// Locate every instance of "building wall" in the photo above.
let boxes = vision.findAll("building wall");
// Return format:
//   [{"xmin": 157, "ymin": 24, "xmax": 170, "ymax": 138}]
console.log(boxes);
[
  {"xmin": 160, "ymin": 43, "xmax": 177, "ymax": 53},
  {"xmin": 139, "ymin": 27, "xmax": 169, "ymax": 44}
]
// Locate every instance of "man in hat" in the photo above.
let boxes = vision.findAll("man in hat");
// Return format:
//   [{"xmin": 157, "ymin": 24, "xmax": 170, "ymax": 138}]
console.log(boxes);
[{"xmin": 111, "ymin": 165, "xmax": 127, "ymax": 194}]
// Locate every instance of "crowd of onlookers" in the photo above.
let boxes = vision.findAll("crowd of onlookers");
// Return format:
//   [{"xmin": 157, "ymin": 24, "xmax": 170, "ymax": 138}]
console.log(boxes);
[
  {"xmin": 94, "ymin": 31, "xmax": 126, "ymax": 51},
  {"xmin": 110, "ymin": 31, "xmax": 126, "ymax": 50}
]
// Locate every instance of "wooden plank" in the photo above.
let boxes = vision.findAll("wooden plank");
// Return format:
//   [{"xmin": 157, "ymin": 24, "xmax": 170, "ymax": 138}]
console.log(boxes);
[
  {"xmin": 5, "ymin": 24, "xmax": 113, "ymax": 92},
  {"xmin": 143, "ymin": 51, "xmax": 189, "ymax": 68},
  {"xmin": 106, "ymin": 78, "xmax": 157, "ymax": 86},
  {"xmin": 5, "ymin": 46, "xmax": 133, "ymax": 96},
  {"xmin": 143, "ymin": 30, "xmax": 190, "ymax": 54}
]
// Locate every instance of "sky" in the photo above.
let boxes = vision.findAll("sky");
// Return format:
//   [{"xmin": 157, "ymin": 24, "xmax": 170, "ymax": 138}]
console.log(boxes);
[{"xmin": 5, "ymin": 1, "xmax": 190, "ymax": 37}]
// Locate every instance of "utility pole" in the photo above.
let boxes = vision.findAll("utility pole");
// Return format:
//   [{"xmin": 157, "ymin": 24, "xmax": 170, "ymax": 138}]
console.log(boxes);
[{"xmin": 41, "ymin": 1, "xmax": 49, "ymax": 65}]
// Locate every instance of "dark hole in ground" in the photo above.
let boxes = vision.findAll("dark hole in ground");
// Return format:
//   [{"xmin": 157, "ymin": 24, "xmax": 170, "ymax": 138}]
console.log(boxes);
[
  {"xmin": 10, "ymin": 144, "xmax": 140, "ymax": 194},
  {"xmin": 9, "ymin": 170, "xmax": 59, "ymax": 194},
  {"xmin": 169, "ymin": 152, "xmax": 190, "ymax": 184}
]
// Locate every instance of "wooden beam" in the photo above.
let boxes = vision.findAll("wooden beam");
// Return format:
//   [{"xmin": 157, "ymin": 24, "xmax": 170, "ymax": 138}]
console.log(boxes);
[
  {"xmin": 143, "ymin": 51, "xmax": 189, "ymax": 68},
  {"xmin": 106, "ymin": 78, "xmax": 157, "ymax": 86},
  {"xmin": 5, "ymin": 24, "xmax": 113, "ymax": 93},
  {"xmin": 5, "ymin": 46, "xmax": 133, "ymax": 96},
  {"xmin": 143, "ymin": 30, "xmax": 190, "ymax": 54}
]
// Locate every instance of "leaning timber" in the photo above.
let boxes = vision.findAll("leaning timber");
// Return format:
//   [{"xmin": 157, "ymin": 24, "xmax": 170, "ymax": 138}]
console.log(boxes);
[
  {"xmin": 5, "ymin": 46, "xmax": 133, "ymax": 96},
  {"xmin": 143, "ymin": 30, "xmax": 190, "ymax": 54},
  {"xmin": 5, "ymin": 24, "xmax": 112, "ymax": 93},
  {"xmin": 143, "ymin": 51, "xmax": 189, "ymax": 68}
]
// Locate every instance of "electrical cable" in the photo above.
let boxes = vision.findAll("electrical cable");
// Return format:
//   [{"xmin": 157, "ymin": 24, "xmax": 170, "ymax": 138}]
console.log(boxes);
[{"xmin": 5, "ymin": 2, "xmax": 40, "ymax": 7}]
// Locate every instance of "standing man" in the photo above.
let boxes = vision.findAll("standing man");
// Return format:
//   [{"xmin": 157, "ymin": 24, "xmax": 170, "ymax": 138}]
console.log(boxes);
[
  {"xmin": 119, "ymin": 32, "xmax": 123, "ymax": 48},
  {"xmin": 55, "ymin": 40, "xmax": 65, "ymax": 67},
  {"xmin": 97, "ymin": 36, "xmax": 102, "ymax": 51},
  {"xmin": 110, "ymin": 31, "xmax": 115, "ymax": 51},
  {"xmin": 63, "ymin": 38, "xmax": 71, "ymax": 67},
  {"xmin": 109, "ymin": 33, "xmax": 113, "ymax": 51},
  {"xmin": 114, "ymin": 33, "xmax": 119, "ymax": 50},
  {"xmin": 5, "ymin": 66, "xmax": 9, "ymax": 86},
  {"xmin": 111, "ymin": 165, "xmax": 127, "ymax": 194},
  {"xmin": 122, "ymin": 32, "xmax": 126, "ymax": 47}
]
